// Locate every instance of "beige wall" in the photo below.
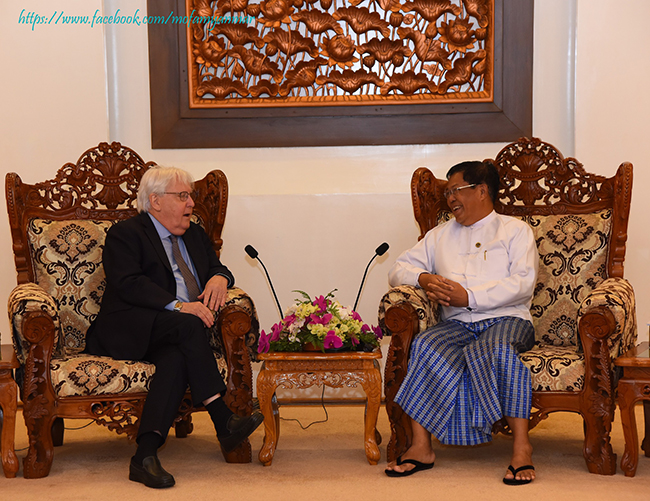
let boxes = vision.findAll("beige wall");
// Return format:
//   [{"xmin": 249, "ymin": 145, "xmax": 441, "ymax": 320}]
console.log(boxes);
[{"xmin": 1, "ymin": 0, "xmax": 647, "ymax": 368}]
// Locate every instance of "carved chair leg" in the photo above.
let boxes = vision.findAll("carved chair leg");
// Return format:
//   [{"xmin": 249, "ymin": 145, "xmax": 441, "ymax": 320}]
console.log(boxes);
[
  {"xmin": 22, "ymin": 412, "xmax": 56, "ymax": 479},
  {"xmin": 582, "ymin": 412, "xmax": 616, "ymax": 475},
  {"xmin": 174, "ymin": 415, "xmax": 194, "ymax": 439},
  {"xmin": 221, "ymin": 439, "xmax": 252, "ymax": 463},
  {"xmin": 52, "ymin": 417, "xmax": 64, "ymax": 447}
]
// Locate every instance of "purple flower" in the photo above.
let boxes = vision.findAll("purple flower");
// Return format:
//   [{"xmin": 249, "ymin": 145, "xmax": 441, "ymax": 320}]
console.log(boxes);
[
  {"xmin": 351, "ymin": 311, "xmax": 362, "ymax": 321},
  {"xmin": 283, "ymin": 313, "xmax": 296, "ymax": 325},
  {"xmin": 310, "ymin": 313, "xmax": 332, "ymax": 325},
  {"xmin": 313, "ymin": 295, "xmax": 328, "ymax": 313},
  {"xmin": 270, "ymin": 322, "xmax": 283, "ymax": 342},
  {"xmin": 373, "ymin": 325, "xmax": 383, "ymax": 339},
  {"xmin": 258, "ymin": 329, "xmax": 270, "ymax": 353},
  {"xmin": 350, "ymin": 334, "xmax": 360, "ymax": 346},
  {"xmin": 323, "ymin": 330, "xmax": 343, "ymax": 349}
]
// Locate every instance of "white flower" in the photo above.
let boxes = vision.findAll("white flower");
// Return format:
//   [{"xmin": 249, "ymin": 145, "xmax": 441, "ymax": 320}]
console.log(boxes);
[{"xmin": 288, "ymin": 317, "xmax": 305, "ymax": 334}]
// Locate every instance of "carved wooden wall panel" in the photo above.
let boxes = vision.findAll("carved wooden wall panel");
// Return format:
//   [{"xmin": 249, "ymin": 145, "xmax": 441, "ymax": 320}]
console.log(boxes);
[
  {"xmin": 187, "ymin": 0, "xmax": 492, "ymax": 108},
  {"xmin": 148, "ymin": 0, "xmax": 533, "ymax": 147}
]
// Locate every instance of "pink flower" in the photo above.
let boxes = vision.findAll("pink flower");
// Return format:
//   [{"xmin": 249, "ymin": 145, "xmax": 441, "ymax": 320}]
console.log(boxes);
[
  {"xmin": 323, "ymin": 330, "xmax": 343, "ymax": 349},
  {"xmin": 350, "ymin": 335, "xmax": 360, "ymax": 346},
  {"xmin": 351, "ymin": 311, "xmax": 362, "ymax": 321},
  {"xmin": 270, "ymin": 322, "xmax": 283, "ymax": 342},
  {"xmin": 309, "ymin": 313, "xmax": 333, "ymax": 325},
  {"xmin": 373, "ymin": 325, "xmax": 383, "ymax": 339},
  {"xmin": 258, "ymin": 330, "xmax": 270, "ymax": 353},
  {"xmin": 313, "ymin": 295, "xmax": 328, "ymax": 312},
  {"xmin": 282, "ymin": 313, "xmax": 296, "ymax": 326}
]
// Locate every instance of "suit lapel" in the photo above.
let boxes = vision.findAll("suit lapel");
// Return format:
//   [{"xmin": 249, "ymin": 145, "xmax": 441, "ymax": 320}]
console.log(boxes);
[{"xmin": 138, "ymin": 212, "xmax": 173, "ymax": 273}]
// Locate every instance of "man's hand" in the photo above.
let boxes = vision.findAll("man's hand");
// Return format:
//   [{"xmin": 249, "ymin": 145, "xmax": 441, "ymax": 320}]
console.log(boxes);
[
  {"xmin": 418, "ymin": 273, "xmax": 469, "ymax": 308},
  {"xmin": 198, "ymin": 275, "xmax": 229, "ymax": 311},
  {"xmin": 179, "ymin": 301, "xmax": 216, "ymax": 327}
]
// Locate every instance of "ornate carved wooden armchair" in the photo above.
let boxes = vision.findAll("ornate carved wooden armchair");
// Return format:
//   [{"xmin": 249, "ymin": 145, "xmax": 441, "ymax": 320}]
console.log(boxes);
[
  {"xmin": 379, "ymin": 137, "xmax": 637, "ymax": 475},
  {"xmin": 5, "ymin": 142, "xmax": 260, "ymax": 478}
]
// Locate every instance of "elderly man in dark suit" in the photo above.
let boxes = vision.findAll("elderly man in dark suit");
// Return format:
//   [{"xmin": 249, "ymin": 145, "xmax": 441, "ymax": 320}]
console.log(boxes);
[{"xmin": 86, "ymin": 166, "xmax": 263, "ymax": 488}]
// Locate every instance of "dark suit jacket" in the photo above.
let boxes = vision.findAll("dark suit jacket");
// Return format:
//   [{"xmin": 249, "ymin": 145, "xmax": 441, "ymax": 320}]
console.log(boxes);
[{"xmin": 86, "ymin": 212, "xmax": 234, "ymax": 360}]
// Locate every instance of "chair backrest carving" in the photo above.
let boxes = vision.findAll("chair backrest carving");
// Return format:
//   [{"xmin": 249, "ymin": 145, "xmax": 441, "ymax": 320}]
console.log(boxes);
[
  {"xmin": 410, "ymin": 137, "xmax": 633, "ymax": 347},
  {"xmin": 6, "ymin": 141, "xmax": 229, "ymax": 355}
]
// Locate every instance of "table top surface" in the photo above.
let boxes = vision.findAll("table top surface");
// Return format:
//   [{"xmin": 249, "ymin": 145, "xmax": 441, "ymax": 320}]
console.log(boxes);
[
  {"xmin": 615, "ymin": 342, "xmax": 650, "ymax": 367},
  {"xmin": 0, "ymin": 344, "xmax": 19, "ymax": 369},
  {"xmin": 258, "ymin": 349, "xmax": 382, "ymax": 361}
]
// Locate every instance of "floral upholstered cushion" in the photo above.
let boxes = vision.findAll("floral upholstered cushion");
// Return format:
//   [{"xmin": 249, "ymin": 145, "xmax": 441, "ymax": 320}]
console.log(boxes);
[
  {"xmin": 26, "ymin": 219, "xmax": 112, "ymax": 356},
  {"xmin": 51, "ymin": 355, "xmax": 154, "ymax": 397},
  {"xmin": 526, "ymin": 210, "xmax": 612, "ymax": 347},
  {"xmin": 520, "ymin": 345, "xmax": 584, "ymax": 391}
]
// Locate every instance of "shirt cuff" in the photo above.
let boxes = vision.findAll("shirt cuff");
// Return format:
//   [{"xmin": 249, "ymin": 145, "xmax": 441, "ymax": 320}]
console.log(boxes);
[
  {"xmin": 165, "ymin": 299, "xmax": 177, "ymax": 311},
  {"xmin": 216, "ymin": 273, "xmax": 234, "ymax": 288}
]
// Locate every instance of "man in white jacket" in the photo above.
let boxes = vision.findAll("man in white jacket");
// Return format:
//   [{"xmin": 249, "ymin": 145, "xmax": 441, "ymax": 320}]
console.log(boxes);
[{"xmin": 385, "ymin": 160, "xmax": 538, "ymax": 485}]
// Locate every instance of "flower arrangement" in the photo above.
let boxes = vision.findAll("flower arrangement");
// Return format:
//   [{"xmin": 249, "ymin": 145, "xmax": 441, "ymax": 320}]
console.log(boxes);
[{"xmin": 257, "ymin": 290, "xmax": 383, "ymax": 353}]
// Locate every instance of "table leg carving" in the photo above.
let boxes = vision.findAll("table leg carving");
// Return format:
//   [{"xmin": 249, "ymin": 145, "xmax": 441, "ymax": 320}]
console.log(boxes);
[
  {"xmin": 360, "ymin": 363, "xmax": 382, "ymax": 465},
  {"xmin": 642, "ymin": 401, "xmax": 650, "ymax": 457},
  {"xmin": 0, "ymin": 368, "xmax": 19, "ymax": 478},
  {"xmin": 618, "ymin": 381, "xmax": 640, "ymax": 477},
  {"xmin": 257, "ymin": 368, "xmax": 280, "ymax": 466}
]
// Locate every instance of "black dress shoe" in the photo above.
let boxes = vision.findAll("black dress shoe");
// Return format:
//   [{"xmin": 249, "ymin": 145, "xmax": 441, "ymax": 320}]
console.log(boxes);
[
  {"xmin": 218, "ymin": 411, "xmax": 264, "ymax": 452},
  {"xmin": 129, "ymin": 456, "xmax": 175, "ymax": 488}
]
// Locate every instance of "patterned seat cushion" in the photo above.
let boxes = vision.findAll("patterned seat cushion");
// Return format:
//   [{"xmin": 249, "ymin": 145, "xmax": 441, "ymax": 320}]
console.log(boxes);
[
  {"xmin": 51, "ymin": 355, "xmax": 154, "ymax": 397},
  {"xmin": 520, "ymin": 345, "xmax": 584, "ymax": 392}
]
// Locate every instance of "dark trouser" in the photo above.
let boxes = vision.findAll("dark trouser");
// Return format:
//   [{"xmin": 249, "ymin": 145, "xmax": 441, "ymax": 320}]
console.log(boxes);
[{"xmin": 137, "ymin": 311, "xmax": 226, "ymax": 441}]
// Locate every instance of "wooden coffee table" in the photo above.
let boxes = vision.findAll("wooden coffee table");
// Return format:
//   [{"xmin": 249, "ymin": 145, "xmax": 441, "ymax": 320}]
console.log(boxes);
[
  {"xmin": 257, "ymin": 350, "xmax": 382, "ymax": 466},
  {"xmin": 0, "ymin": 344, "xmax": 20, "ymax": 478},
  {"xmin": 615, "ymin": 341, "xmax": 650, "ymax": 477}
]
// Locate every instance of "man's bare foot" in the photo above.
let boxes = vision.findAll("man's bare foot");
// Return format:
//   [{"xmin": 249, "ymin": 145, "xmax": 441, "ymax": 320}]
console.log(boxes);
[
  {"xmin": 385, "ymin": 445, "xmax": 436, "ymax": 475},
  {"xmin": 503, "ymin": 442, "xmax": 535, "ymax": 484}
]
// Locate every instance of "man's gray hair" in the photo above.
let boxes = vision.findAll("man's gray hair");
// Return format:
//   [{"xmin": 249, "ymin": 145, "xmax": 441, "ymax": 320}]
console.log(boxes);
[{"xmin": 137, "ymin": 166, "xmax": 194, "ymax": 213}]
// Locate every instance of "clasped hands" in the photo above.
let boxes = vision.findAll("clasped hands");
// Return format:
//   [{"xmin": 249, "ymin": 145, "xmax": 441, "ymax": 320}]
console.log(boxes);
[
  {"xmin": 178, "ymin": 275, "xmax": 229, "ymax": 327},
  {"xmin": 418, "ymin": 273, "xmax": 469, "ymax": 308}
]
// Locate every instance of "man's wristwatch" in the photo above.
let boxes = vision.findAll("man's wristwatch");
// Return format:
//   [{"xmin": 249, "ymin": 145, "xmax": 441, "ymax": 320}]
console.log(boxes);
[{"xmin": 173, "ymin": 301, "xmax": 183, "ymax": 312}]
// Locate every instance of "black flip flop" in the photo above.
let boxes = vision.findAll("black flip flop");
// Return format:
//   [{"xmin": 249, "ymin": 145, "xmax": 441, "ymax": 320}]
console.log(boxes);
[
  {"xmin": 503, "ymin": 464, "xmax": 535, "ymax": 485},
  {"xmin": 385, "ymin": 457, "xmax": 435, "ymax": 477}
]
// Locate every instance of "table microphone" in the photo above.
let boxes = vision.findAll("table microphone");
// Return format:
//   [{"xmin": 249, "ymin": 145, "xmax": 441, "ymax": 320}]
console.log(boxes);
[
  {"xmin": 353, "ymin": 242, "xmax": 389, "ymax": 311},
  {"xmin": 245, "ymin": 244, "xmax": 284, "ymax": 319}
]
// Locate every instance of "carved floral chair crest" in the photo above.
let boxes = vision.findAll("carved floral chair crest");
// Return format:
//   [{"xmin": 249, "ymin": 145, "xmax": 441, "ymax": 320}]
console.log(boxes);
[
  {"xmin": 5, "ymin": 142, "xmax": 260, "ymax": 478},
  {"xmin": 379, "ymin": 137, "xmax": 637, "ymax": 475}
]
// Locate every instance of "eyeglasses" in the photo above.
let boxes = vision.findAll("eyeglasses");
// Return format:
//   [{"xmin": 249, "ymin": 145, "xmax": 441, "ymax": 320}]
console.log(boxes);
[
  {"xmin": 443, "ymin": 184, "xmax": 477, "ymax": 199},
  {"xmin": 164, "ymin": 191, "xmax": 191, "ymax": 201}
]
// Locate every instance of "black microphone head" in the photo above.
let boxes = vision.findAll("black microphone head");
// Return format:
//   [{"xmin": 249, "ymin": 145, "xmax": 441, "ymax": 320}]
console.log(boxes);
[
  {"xmin": 375, "ymin": 242, "xmax": 389, "ymax": 256},
  {"xmin": 244, "ymin": 245, "xmax": 258, "ymax": 259}
]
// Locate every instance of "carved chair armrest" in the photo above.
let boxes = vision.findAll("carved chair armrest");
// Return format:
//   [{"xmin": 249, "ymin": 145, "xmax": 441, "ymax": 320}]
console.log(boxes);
[
  {"xmin": 7, "ymin": 283, "xmax": 62, "ymax": 367},
  {"xmin": 223, "ymin": 287, "xmax": 260, "ymax": 363},
  {"xmin": 577, "ymin": 277, "xmax": 637, "ymax": 361},
  {"xmin": 379, "ymin": 285, "xmax": 439, "ymax": 462},
  {"xmin": 216, "ymin": 287, "xmax": 259, "ymax": 418},
  {"xmin": 378, "ymin": 285, "xmax": 438, "ymax": 338}
]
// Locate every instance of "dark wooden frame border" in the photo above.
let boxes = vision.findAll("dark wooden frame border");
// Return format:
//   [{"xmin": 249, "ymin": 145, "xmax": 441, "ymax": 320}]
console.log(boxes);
[{"xmin": 148, "ymin": 0, "xmax": 532, "ymax": 148}]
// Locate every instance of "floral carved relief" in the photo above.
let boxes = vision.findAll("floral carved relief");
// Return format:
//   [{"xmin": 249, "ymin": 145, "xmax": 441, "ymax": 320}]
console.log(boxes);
[{"xmin": 186, "ymin": 0, "xmax": 493, "ymax": 107}]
